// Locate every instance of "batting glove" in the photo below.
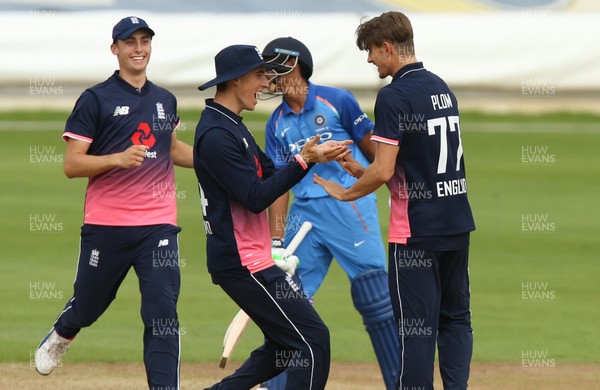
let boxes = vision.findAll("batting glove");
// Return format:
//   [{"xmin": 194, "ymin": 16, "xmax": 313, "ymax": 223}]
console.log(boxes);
[{"xmin": 272, "ymin": 238, "xmax": 299, "ymax": 276}]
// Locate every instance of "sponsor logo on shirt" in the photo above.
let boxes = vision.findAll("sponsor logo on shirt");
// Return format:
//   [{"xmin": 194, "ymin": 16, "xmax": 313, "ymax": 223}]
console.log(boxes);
[
  {"xmin": 131, "ymin": 122, "xmax": 156, "ymax": 148},
  {"xmin": 354, "ymin": 113, "xmax": 368, "ymax": 125},
  {"xmin": 288, "ymin": 132, "xmax": 332, "ymax": 153},
  {"xmin": 113, "ymin": 106, "xmax": 130, "ymax": 116}
]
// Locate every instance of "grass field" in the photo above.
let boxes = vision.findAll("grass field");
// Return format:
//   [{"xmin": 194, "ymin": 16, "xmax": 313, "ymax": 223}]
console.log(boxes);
[{"xmin": 1, "ymin": 110, "xmax": 599, "ymax": 386}]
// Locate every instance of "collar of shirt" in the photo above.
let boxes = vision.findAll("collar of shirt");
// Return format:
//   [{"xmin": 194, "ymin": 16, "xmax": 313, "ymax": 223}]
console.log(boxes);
[
  {"xmin": 392, "ymin": 62, "xmax": 426, "ymax": 81},
  {"xmin": 111, "ymin": 70, "xmax": 151, "ymax": 95},
  {"xmin": 280, "ymin": 80, "xmax": 316, "ymax": 116},
  {"xmin": 204, "ymin": 98, "xmax": 243, "ymax": 124}
]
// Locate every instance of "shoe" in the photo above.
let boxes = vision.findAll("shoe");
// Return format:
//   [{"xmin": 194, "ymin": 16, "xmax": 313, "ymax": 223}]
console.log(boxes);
[{"xmin": 35, "ymin": 328, "xmax": 71, "ymax": 375}]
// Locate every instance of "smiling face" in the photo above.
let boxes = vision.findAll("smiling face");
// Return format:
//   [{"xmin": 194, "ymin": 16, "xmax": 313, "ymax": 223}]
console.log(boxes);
[
  {"xmin": 367, "ymin": 43, "xmax": 392, "ymax": 79},
  {"xmin": 234, "ymin": 66, "xmax": 269, "ymax": 112},
  {"xmin": 111, "ymin": 30, "xmax": 152, "ymax": 76}
]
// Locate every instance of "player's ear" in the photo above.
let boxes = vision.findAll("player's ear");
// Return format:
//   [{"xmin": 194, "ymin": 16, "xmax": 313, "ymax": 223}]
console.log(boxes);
[
  {"xmin": 110, "ymin": 42, "xmax": 118, "ymax": 55},
  {"xmin": 383, "ymin": 41, "xmax": 394, "ymax": 56}
]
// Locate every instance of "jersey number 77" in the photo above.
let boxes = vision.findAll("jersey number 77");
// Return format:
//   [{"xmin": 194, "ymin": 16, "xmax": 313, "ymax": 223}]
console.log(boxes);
[{"xmin": 427, "ymin": 115, "xmax": 463, "ymax": 174}]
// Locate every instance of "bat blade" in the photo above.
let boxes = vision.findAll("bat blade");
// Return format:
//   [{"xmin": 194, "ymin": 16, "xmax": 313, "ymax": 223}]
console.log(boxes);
[{"xmin": 219, "ymin": 309, "xmax": 251, "ymax": 368}]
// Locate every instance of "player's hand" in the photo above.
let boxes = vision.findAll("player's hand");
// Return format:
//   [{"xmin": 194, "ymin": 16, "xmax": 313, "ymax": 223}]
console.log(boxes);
[
  {"xmin": 299, "ymin": 134, "xmax": 353, "ymax": 164},
  {"xmin": 272, "ymin": 238, "xmax": 299, "ymax": 276},
  {"xmin": 271, "ymin": 238, "xmax": 285, "ymax": 258},
  {"xmin": 274, "ymin": 254, "xmax": 299, "ymax": 276},
  {"xmin": 313, "ymin": 173, "xmax": 348, "ymax": 201},
  {"xmin": 115, "ymin": 145, "xmax": 149, "ymax": 169},
  {"xmin": 337, "ymin": 154, "xmax": 366, "ymax": 178}
]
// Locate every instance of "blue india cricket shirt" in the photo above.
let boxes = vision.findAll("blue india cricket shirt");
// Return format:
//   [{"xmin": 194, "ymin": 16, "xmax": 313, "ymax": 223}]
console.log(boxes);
[{"xmin": 265, "ymin": 82, "xmax": 373, "ymax": 199}]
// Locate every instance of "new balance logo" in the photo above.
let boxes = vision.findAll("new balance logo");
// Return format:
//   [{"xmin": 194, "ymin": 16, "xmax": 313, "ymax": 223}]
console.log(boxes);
[
  {"xmin": 89, "ymin": 249, "xmax": 100, "ymax": 267},
  {"xmin": 158, "ymin": 239, "xmax": 169, "ymax": 247},
  {"xmin": 113, "ymin": 106, "xmax": 129, "ymax": 116}
]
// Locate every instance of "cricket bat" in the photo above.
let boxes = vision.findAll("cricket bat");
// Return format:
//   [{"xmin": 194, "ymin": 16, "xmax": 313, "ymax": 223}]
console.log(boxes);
[
  {"xmin": 219, "ymin": 221, "xmax": 313, "ymax": 368},
  {"xmin": 219, "ymin": 309, "xmax": 252, "ymax": 368}
]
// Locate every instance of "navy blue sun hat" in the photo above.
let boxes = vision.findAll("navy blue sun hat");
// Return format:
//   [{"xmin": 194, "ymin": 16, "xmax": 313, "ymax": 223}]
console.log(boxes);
[
  {"xmin": 198, "ymin": 45, "xmax": 278, "ymax": 91},
  {"xmin": 112, "ymin": 16, "xmax": 155, "ymax": 41}
]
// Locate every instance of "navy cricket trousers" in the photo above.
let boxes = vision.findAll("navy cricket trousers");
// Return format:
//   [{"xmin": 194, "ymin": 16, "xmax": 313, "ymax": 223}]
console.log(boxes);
[
  {"xmin": 53, "ymin": 224, "xmax": 182, "ymax": 389},
  {"xmin": 208, "ymin": 265, "xmax": 330, "ymax": 390},
  {"xmin": 388, "ymin": 244, "xmax": 473, "ymax": 390}
]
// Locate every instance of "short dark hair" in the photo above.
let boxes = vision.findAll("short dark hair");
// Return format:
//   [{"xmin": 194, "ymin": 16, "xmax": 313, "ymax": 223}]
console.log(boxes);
[
  {"xmin": 216, "ymin": 81, "xmax": 228, "ymax": 92},
  {"xmin": 355, "ymin": 11, "xmax": 415, "ymax": 56},
  {"xmin": 298, "ymin": 61, "xmax": 311, "ymax": 81}
]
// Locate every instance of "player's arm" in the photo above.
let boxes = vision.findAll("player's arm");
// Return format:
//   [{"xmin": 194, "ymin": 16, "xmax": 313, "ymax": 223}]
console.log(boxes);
[
  {"xmin": 268, "ymin": 192, "xmax": 290, "ymax": 239},
  {"xmin": 200, "ymin": 130, "xmax": 349, "ymax": 213},
  {"xmin": 314, "ymin": 141, "xmax": 398, "ymax": 201},
  {"xmin": 338, "ymin": 89, "xmax": 376, "ymax": 164},
  {"xmin": 63, "ymin": 138, "xmax": 148, "ymax": 178},
  {"xmin": 170, "ymin": 131, "xmax": 194, "ymax": 168},
  {"xmin": 357, "ymin": 131, "xmax": 376, "ymax": 162},
  {"xmin": 337, "ymin": 131, "xmax": 376, "ymax": 178},
  {"xmin": 199, "ymin": 130, "xmax": 303, "ymax": 213}
]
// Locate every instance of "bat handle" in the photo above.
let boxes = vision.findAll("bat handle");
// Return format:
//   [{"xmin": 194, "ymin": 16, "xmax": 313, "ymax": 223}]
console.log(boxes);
[{"xmin": 283, "ymin": 221, "xmax": 312, "ymax": 257}]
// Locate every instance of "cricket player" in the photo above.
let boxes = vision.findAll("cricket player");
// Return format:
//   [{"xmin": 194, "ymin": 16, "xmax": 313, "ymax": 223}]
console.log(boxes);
[
  {"xmin": 34, "ymin": 16, "xmax": 193, "ymax": 389},
  {"xmin": 195, "ymin": 44, "xmax": 352, "ymax": 390},
  {"xmin": 259, "ymin": 37, "xmax": 399, "ymax": 390},
  {"xmin": 315, "ymin": 11, "xmax": 476, "ymax": 390}
]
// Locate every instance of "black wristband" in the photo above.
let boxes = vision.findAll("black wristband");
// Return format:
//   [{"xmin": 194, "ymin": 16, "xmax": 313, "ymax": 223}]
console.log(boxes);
[{"xmin": 271, "ymin": 238, "xmax": 284, "ymax": 248}]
